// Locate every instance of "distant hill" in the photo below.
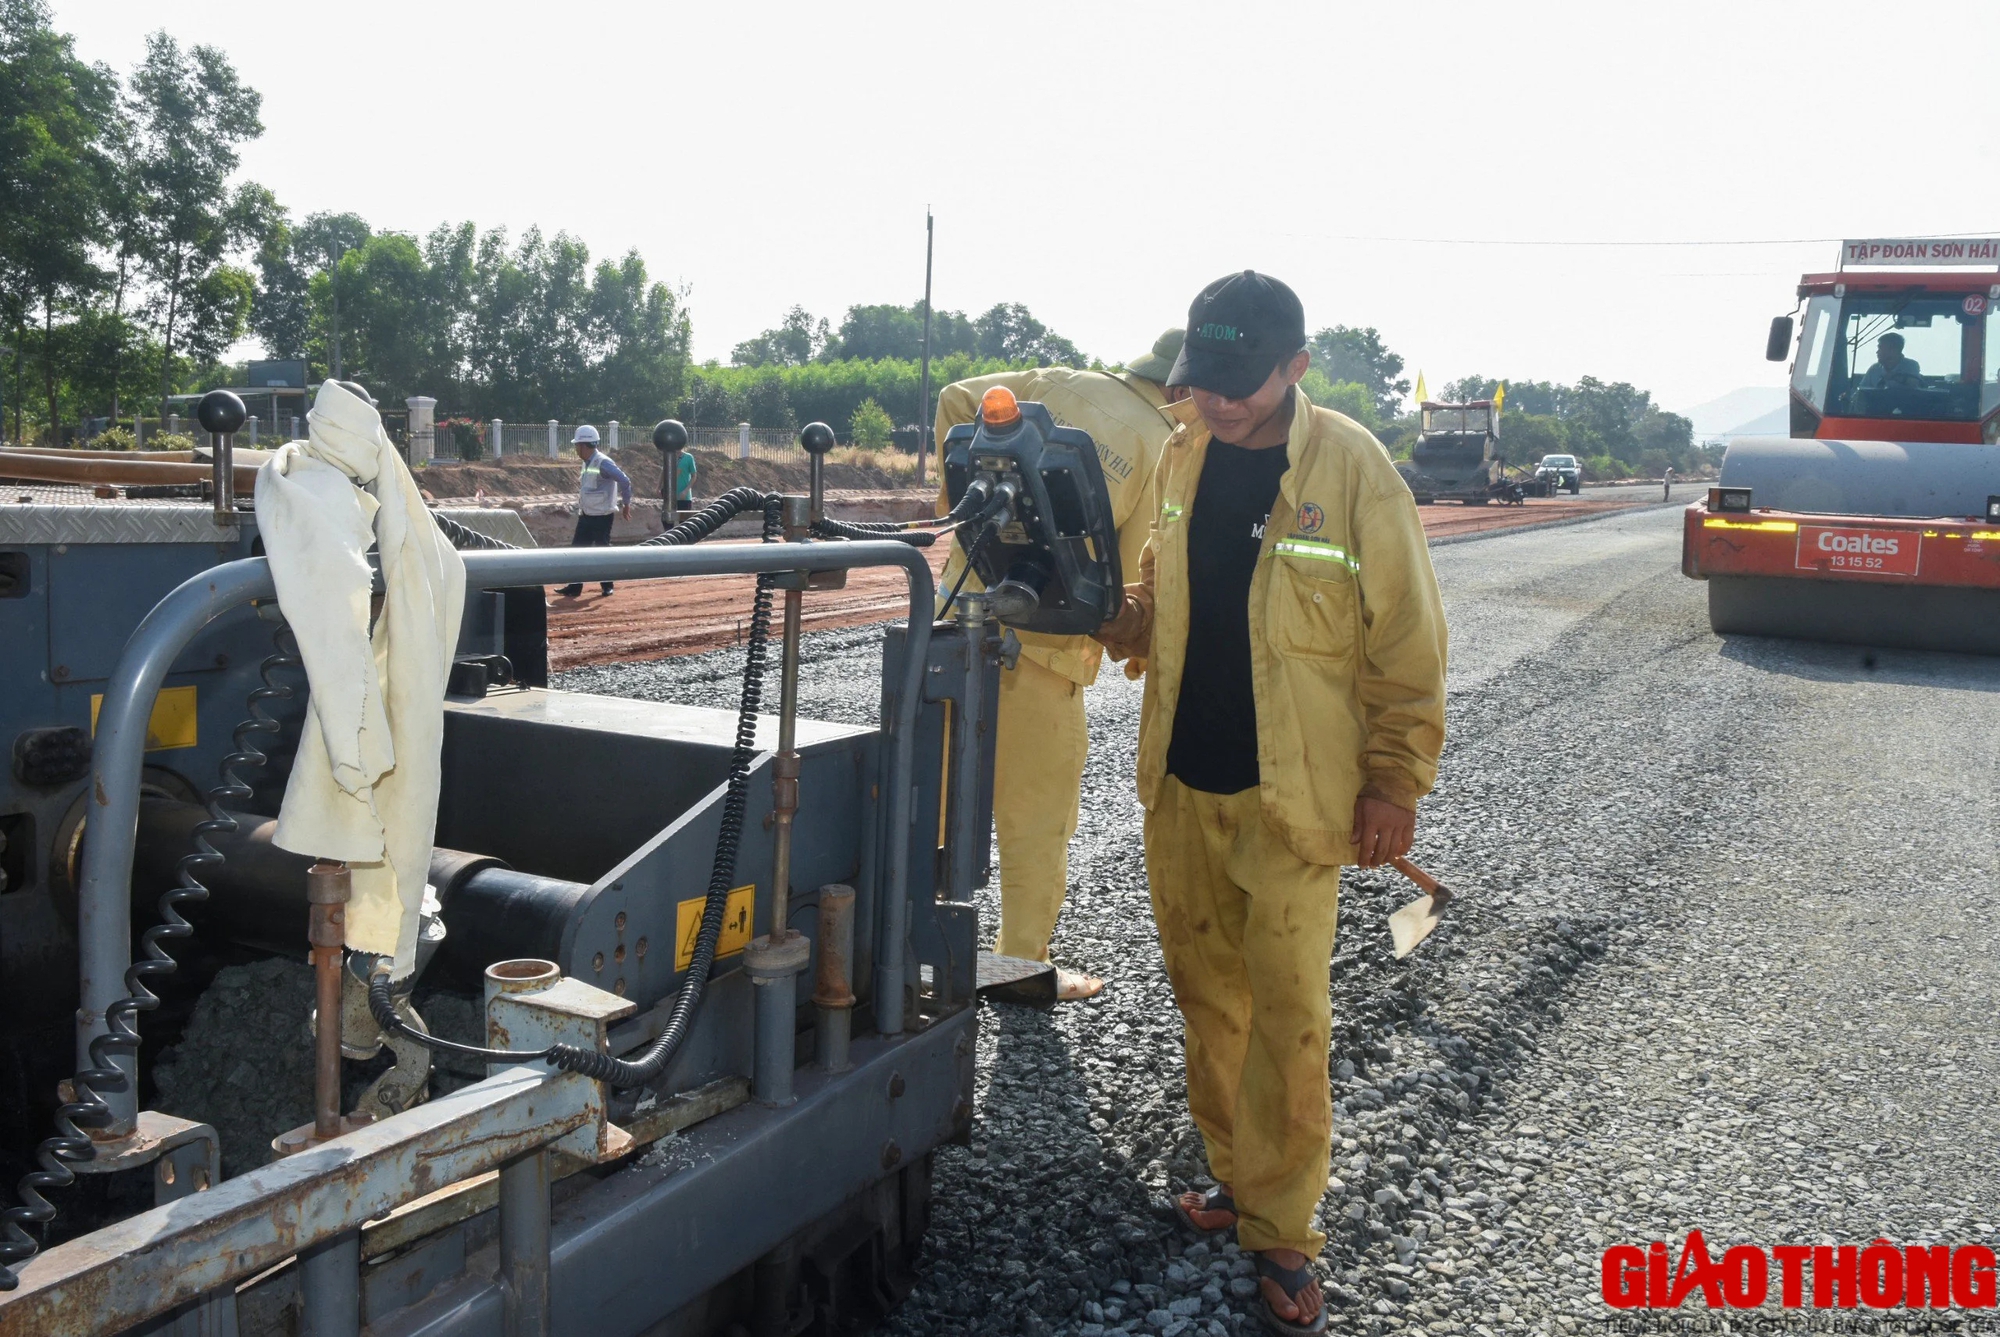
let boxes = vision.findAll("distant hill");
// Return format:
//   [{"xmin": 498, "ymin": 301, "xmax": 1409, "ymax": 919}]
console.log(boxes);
[
  {"xmin": 1718, "ymin": 405, "xmax": 1789, "ymax": 438},
  {"xmin": 1685, "ymin": 387, "xmax": 1787, "ymax": 437}
]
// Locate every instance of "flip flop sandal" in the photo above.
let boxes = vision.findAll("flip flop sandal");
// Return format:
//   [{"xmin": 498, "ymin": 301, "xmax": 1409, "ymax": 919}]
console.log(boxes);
[
  {"xmin": 1171, "ymin": 1185, "xmax": 1238, "ymax": 1238},
  {"xmin": 1055, "ymin": 968, "xmax": 1105, "ymax": 1001},
  {"xmin": 1251, "ymin": 1254, "xmax": 1327, "ymax": 1336}
]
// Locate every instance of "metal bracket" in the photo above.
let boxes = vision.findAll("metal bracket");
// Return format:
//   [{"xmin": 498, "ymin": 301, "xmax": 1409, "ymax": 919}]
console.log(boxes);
[
  {"xmin": 52, "ymin": 1100, "xmax": 221, "ymax": 1204},
  {"xmin": 485, "ymin": 963, "xmax": 637, "ymax": 1165}
]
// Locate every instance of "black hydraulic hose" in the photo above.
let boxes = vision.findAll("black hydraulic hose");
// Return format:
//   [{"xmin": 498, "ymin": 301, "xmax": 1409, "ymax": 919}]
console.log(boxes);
[
  {"xmin": 943, "ymin": 518, "xmax": 999, "ymax": 610},
  {"xmin": 0, "ymin": 624, "xmax": 300, "ymax": 1291},
  {"xmin": 810, "ymin": 479, "xmax": 993, "ymax": 539}
]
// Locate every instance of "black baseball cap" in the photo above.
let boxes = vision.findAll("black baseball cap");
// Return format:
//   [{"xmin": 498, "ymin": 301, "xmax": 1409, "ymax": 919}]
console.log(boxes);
[{"xmin": 1166, "ymin": 271, "xmax": 1308, "ymax": 399}]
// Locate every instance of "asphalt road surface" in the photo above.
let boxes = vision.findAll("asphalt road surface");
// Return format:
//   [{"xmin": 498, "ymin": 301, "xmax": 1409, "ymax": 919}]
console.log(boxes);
[{"xmin": 564, "ymin": 502, "xmax": 2000, "ymax": 1336}]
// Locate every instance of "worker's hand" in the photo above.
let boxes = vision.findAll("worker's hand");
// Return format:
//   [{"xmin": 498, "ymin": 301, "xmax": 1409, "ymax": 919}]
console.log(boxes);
[
  {"xmin": 620, "ymin": 503, "xmax": 631, "ymax": 520},
  {"xmin": 1091, "ymin": 595, "xmax": 1147, "ymax": 653},
  {"xmin": 1350, "ymin": 796, "xmax": 1416, "ymax": 868}
]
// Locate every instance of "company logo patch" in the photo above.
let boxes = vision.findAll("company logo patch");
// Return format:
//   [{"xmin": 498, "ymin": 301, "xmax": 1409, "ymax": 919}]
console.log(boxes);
[
  {"xmin": 1197, "ymin": 322, "xmax": 1239, "ymax": 343},
  {"xmin": 1296, "ymin": 502, "xmax": 1325, "ymax": 535},
  {"xmin": 1795, "ymin": 525, "xmax": 1921, "ymax": 578}
]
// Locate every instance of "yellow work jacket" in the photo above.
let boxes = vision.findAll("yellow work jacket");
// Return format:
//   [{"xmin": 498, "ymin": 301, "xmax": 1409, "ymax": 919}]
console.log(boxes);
[
  {"xmin": 1127, "ymin": 392, "xmax": 1447, "ymax": 865},
  {"xmin": 935, "ymin": 368, "xmax": 1175, "ymax": 687}
]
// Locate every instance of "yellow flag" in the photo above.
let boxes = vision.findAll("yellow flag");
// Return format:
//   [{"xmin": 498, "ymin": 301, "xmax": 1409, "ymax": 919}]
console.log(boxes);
[
  {"xmin": 1413, "ymin": 371, "xmax": 1428, "ymax": 405},
  {"xmin": 1493, "ymin": 382, "xmax": 1507, "ymax": 413}
]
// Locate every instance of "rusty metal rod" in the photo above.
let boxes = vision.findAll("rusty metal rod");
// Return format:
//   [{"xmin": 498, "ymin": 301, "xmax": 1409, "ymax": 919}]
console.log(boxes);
[
  {"xmin": 812, "ymin": 885, "xmax": 855, "ymax": 1072},
  {"xmin": 210, "ymin": 432, "xmax": 234, "ymax": 526},
  {"xmin": 0, "ymin": 451, "xmax": 261, "ymax": 492},
  {"xmin": 306, "ymin": 862, "xmax": 351, "ymax": 1142}
]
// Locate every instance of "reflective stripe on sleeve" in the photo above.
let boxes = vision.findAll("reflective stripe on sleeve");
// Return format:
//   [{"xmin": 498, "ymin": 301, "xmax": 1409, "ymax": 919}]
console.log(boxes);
[{"xmin": 1161, "ymin": 502, "xmax": 1185, "ymax": 523}]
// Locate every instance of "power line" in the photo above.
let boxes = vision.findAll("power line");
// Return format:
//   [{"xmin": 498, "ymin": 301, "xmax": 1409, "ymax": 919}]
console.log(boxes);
[{"xmin": 1267, "ymin": 229, "xmax": 1999, "ymax": 249}]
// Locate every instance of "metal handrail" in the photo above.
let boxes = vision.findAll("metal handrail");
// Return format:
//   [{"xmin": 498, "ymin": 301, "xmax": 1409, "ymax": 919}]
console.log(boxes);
[
  {"xmin": 0, "ymin": 1064, "xmax": 579, "ymax": 1333},
  {"xmin": 75, "ymin": 540, "xmax": 936, "ymax": 1135}
]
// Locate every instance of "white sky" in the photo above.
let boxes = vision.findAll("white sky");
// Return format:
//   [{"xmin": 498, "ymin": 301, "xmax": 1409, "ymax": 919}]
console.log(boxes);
[{"xmin": 51, "ymin": 0, "xmax": 2000, "ymax": 417}]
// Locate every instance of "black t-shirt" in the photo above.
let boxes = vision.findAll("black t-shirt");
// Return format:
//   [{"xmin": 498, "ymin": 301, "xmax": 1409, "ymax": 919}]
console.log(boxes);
[{"xmin": 1166, "ymin": 438, "xmax": 1290, "ymax": 795}]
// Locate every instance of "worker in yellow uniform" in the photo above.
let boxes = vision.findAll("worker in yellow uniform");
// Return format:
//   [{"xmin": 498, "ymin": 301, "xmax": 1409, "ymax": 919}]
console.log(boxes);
[
  {"xmin": 1096, "ymin": 272, "xmax": 1446, "ymax": 1335},
  {"xmin": 934, "ymin": 330, "xmax": 1187, "ymax": 1000}
]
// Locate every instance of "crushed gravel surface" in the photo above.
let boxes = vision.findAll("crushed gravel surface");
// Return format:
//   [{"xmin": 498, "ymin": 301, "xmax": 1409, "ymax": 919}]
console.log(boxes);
[{"xmin": 564, "ymin": 504, "xmax": 2000, "ymax": 1335}]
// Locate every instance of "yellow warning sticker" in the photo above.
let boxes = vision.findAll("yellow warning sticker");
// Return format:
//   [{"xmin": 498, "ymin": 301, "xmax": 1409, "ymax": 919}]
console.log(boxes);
[
  {"xmin": 675, "ymin": 884, "xmax": 756, "ymax": 971},
  {"xmin": 89, "ymin": 685, "xmax": 198, "ymax": 751}
]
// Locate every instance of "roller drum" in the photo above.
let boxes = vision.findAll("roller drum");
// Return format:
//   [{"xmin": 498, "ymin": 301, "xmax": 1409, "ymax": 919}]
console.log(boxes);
[{"xmin": 1719, "ymin": 437, "xmax": 2000, "ymax": 519}]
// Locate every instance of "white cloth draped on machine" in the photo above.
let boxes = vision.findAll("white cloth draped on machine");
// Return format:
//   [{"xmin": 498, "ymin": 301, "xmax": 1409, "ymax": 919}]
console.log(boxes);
[{"xmin": 254, "ymin": 380, "xmax": 466, "ymax": 975}]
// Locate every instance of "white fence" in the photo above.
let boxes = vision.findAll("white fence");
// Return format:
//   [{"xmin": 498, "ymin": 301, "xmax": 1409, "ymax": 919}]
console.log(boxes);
[{"xmin": 436, "ymin": 421, "xmax": 805, "ymax": 464}]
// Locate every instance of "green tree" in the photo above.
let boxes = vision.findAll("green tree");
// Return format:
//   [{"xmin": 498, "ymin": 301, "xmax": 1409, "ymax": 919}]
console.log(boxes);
[
  {"xmin": 253, "ymin": 208, "xmax": 369, "ymax": 365},
  {"xmin": 1308, "ymin": 325, "xmax": 1409, "ymax": 421},
  {"xmin": 827, "ymin": 301, "xmax": 974, "ymax": 361},
  {"xmin": 732, "ymin": 305, "xmax": 829, "ymax": 367},
  {"xmin": 1494, "ymin": 412, "xmax": 1567, "ymax": 465},
  {"xmin": 737, "ymin": 369, "xmax": 793, "ymax": 429},
  {"xmin": 308, "ymin": 232, "xmax": 429, "ymax": 402},
  {"xmin": 849, "ymin": 396, "xmax": 892, "ymax": 448},
  {"xmin": 0, "ymin": 0, "xmax": 118, "ymax": 439},
  {"xmin": 972, "ymin": 302, "xmax": 1085, "ymax": 367},
  {"xmin": 1299, "ymin": 369, "xmax": 1379, "ymax": 430},
  {"xmin": 126, "ymin": 30, "xmax": 266, "ymax": 416},
  {"xmin": 587, "ymin": 248, "xmax": 690, "ymax": 420}
]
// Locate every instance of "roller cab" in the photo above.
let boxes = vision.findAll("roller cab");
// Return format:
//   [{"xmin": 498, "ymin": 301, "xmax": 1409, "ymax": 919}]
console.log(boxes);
[{"xmin": 1684, "ymin": 239, "xmax": 2000, "ymax": 653}]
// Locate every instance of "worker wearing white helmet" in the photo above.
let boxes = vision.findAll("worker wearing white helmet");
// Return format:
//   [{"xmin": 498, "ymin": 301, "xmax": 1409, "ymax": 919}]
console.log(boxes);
[
  {"xmin": 933, "ymin": 330, "xmax": 1188, "ymax": 999},
  {"xmin": 554, "ymin": 425, "xmax": 631, "ymax": 599}
]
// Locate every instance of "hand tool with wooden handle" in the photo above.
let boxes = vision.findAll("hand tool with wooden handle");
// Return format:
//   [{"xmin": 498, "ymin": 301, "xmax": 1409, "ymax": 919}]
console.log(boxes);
[{"xmin": 1387, "ymin": 856, "xmax": 1454, "ymax": 958}]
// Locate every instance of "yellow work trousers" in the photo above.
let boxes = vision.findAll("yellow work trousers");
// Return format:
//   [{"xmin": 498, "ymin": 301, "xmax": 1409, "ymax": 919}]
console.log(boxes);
[
  {"xmin": 990, "ymin": 656, "xmax": 1089, "ymax": 961},
  {"xmin": 1144, "ymin": 776, "xmax": 1342, "ymax": 1255}
]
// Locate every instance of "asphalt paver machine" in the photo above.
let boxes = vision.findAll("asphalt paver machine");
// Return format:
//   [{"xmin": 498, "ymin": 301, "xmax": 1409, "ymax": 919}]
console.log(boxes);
[
  {"xmin": 1399, "ymin": 399, "xmax": 1506, "ymax": 505},
  {"xmin": 0, "ymin": 393, "xmax": 1123, "ymax": 1335},
  {"xmin": 1683, "ymin": 238, "xmax": 2000, "ymax": 653}
]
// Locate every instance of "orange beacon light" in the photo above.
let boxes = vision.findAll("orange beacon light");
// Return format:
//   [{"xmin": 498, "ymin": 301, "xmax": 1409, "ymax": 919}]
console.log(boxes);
[{"xmin": 980, "ymin": 386, "xmax": 1022, "ymax": 427}]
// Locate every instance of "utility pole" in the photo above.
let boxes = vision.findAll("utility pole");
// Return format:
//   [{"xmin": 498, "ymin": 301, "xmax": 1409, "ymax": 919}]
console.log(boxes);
[
  {"xmin": 330, "ymin": 240, "xmax": 345, "ymax": 381},
  {"xmin": 916, "ymin": 209, "xmax": 934, "ymax": 485}
]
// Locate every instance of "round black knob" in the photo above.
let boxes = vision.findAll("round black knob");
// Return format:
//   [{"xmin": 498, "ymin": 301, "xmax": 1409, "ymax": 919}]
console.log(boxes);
[
  {"xmin": 799, "ymin": 422, "xmax": 835, "ymax": 456},
  {"xmin": 196, "ymin": 389, "xmax": 247, "ymax": 436},
  {"xmin": 652, "ymin": 419, "xmax": 688, "ymax": 451}
]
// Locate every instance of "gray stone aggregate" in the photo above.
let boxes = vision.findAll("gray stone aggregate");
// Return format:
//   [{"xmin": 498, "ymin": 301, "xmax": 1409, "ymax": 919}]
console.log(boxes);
[{"xmin": 289, "ymin": 502, "xmax": 1985, "ymax": 1335}]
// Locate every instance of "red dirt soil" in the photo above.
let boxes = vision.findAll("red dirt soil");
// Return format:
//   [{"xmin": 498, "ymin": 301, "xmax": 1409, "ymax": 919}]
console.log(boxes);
[{"xmin": 546, "ymin": 493, "xmax": 1650, "ymax": 671}]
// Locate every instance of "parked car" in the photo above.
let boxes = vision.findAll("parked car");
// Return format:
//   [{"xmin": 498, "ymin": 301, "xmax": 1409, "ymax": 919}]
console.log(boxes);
[{"xmin": 1535, "ymin": 453, "xmax": 1582, "ymax": 494}]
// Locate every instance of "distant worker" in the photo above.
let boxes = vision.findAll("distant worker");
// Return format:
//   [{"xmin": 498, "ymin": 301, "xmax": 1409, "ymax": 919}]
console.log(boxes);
[
  {"xmin": 554, "ymin": 425, "xmax": 630, "ymax": 599},
  {"xmin": 1663, "ymin": 464, "xmax": 1674, "ymax": 501},
  {"xmin": 1859, "ymin": 332, "xmax": 1922, "ymax": 390},
  {"xmin": 934, "ymin": 328, "xmax": 1189, "ymax": 1000},
  {"xmin": 654, "ymin": 420, "xmax": 698, "ymax": 525},
  {"xmin": 1096, "ymin": 271, "xmax": 1446, "ymax": 1336}
]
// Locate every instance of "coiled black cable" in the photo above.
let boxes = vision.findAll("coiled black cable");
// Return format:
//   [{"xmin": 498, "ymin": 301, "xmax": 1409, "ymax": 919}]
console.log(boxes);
[
  {"xmin": 810, "ymin": 515, "xmax": 939, "ymax": 546},
  {"xmin": 641, "ymin": 486, "xmax": 775, "ymax": 548},
  {"xmin": 430, "ymin": 510, "xmax": 519, "ymax": 551},
  {"xmin": 0, "ymin": 623, "xmax": 300, "ymax": 1291},
  {"xmin": 368, "ymin": 492, "xmax": 786, "ymax": 1088}
]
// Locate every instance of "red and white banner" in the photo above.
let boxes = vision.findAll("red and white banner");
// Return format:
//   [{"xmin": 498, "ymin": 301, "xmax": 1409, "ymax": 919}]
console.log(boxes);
[
  {"xmin": 1841, "ymin": 237, "xmax": 2000, "ymax": 268},
  {"xmin": 1796, "ymin": 526, "xmax": 1922, "ymax": 578}
]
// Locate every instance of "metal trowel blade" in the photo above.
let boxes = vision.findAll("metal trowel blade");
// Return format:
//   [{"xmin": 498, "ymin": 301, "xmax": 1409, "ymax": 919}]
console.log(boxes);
[{"xmin": 1389, "ymin": 885, "xmax": 1453, "ymax": 959}]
